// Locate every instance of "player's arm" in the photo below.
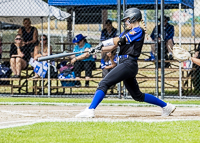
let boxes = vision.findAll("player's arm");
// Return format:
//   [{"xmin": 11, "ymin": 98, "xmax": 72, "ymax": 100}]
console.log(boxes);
[
  {"xmin": 102, "ymin": 30, "xmax": 142, "ymax": 51},
  {"xmin": 101, "ymin": 36, "xmax": 126, "ymax": 52},
  {"xmin": 89, "ymin": 29, "xmax": 142, "ymax": 54},
  {"xmin": 90, "ymin": 36, "xmax": 124, "ymax": 54}
]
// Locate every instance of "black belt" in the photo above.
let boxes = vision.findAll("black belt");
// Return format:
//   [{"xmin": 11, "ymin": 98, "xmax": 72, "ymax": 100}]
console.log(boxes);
[{"xmin": 118, "ymin": 55, "xmax": 138, "ymax": 60}]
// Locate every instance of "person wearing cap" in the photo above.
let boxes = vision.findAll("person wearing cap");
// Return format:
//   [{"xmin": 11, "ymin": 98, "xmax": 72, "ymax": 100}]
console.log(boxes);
[
  {"xmin": 100, "ymin": 19, "xmax": 117, "ymax": 41},
  {"xmin": 145, "ymin": 15, "xmax": 174, "ymax": 62},
  {"xmin": 70, "ymin": 34, "xmax": 96, "ymax": 87}
]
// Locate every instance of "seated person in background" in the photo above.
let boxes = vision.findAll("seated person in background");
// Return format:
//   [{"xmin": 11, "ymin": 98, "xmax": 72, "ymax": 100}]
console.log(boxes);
[
  {"xmin": 18, "ymin": 18, "xmax": 39, "ymax": 57},
  {"xmin": 10, "ymin": 34, "xmax": 30, "ymax": 78},
  {"xmin": 0, "ymin": 36, "xmax": 2, "ymax": 59},
  {"xmin": 145, "ymin": 15, "xmax": 174, "ymax": 61},
  {"xmin": 191, "ymin": 45, "xmax": 200, "ymax": 91},
  {"xmin": 32, "ymin": 34, "xmax": 52, "ymax": 78},
  {"xmin": 101, "ymin": 49, "xmax": 117, "ymax": 94},
  {"xmin": 101, "ymin": 49, "xmax": 117, "ymax": 77},
  {"xmin": 70, "ymin": 34, "xmax": 96, "ymax": 87},
  {"xmin": 100, "ymin": 19, "xmax": 117, "ymax": 41}
]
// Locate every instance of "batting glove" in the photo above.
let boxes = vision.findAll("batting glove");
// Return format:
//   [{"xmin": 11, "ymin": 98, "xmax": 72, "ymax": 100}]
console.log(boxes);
[
  {"xmin": 89, "ymin": 42, "xmax": 103, "ymax": 55},
  {"xmin": 96, "ymin": 42, "xmax": 104, "ymax": 50},
  {"xmin": 88, "ymin": 47, "xmax": 101, "ymax": 55}
]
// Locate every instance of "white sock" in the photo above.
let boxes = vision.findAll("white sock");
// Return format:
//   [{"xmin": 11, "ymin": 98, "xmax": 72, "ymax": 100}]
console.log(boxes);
[{"xmin": 169, "ymin": 52, "xmax": 172, "ymax": 55}]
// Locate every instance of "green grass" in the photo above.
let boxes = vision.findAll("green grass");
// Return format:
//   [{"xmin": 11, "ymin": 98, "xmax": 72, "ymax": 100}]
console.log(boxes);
[
  {"xmin": 0, "ymin": 121, "xmax": 200, "ymax": 143},
  {"xmin": 1, "ymin": 97, "xmax": 200, "ymax": 105}
]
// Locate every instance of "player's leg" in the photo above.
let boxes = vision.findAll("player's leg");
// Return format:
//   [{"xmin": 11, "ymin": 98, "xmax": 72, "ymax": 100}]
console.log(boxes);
[
  {"xmin": 123, "ymin": 77, "xmax": 176, "ymax": 116},
  {"xmin": 145, "ymin": 42, "xmax": 155, "ymax": 61},
  {"xmin": 10, "ymin": 58, "xmax": 17, "ymax": 76},
  {"xmin": 16, "ymin": 58, "xmax": 27, "ymax": 77},
  {"xmin": 74, "ymin": 61, "xmax": 83, "ymax": 87},
  {"xmin": 166, "ymin": 39, "xmax": 174, "ymax": 60},
  {"xmin": 89, "ymin": 61, "xmax": 137, "ymax": 108},
  {"xmin": 84, "ymin": 61, "xmax": 94, "ymax": 87},
  {"xmin": 75, "ymin": 62, "xmax": 135, "ymax": 118}
]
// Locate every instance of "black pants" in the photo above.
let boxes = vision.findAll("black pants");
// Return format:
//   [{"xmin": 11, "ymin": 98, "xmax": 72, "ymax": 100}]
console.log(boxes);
[
  {"xmin": 102, "ymin": 68, "xmax": 115, "ymax": 90},
  {"xmin": 97, "ymin": 56, "xmax": 145, "ymax": 102}
]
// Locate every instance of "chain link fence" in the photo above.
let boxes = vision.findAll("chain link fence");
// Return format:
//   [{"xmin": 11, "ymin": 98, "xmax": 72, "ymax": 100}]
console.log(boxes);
[{"xmin": 0, "ymin": 0, "xmax": 199, "ymax": 99}]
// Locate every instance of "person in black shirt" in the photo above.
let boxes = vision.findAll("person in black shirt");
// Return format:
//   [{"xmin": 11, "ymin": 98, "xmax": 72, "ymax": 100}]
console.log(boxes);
[
  {"xmin": 10, "ymin": 34, "xmax": 30, "ymax": 78},
  {"xmin": 18, "ymin": 18, "xmax": 39, "ymax": 57},
  {"xmin": 76, "ymin": 7, "xmax": 176, "ymax": 118},
  {"xmin": 145, "ymin": 16, "xmax": 174, "ymax": 61},
  {"xmin": 100, "ymin": 19, "xmax": 117, "ymax": 41}
]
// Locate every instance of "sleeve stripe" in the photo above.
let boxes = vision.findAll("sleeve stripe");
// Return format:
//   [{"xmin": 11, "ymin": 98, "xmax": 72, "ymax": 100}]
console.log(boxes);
[{"xmin": 125, "ymin": 34, "xmax": 131, "ymax": 42}]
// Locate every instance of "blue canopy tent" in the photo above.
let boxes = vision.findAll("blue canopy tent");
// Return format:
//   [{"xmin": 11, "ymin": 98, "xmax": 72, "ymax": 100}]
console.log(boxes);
[
  {"xmin": 48, "ymin": 0, "xmax": 194, "ymax": 36},
  {"xmin": 48, "ymin": 0, "xmax": 194, "ymax": 9}
]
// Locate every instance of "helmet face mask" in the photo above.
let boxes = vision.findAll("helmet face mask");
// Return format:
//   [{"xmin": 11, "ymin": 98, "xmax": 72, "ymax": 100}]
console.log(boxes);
[
  {"xmin": 122, "ymin": 19, "xmax": 132, "ymax": 30},
  {"xmin": 122, "ymin": 16, "xmax": 138, "ymax": 30}
]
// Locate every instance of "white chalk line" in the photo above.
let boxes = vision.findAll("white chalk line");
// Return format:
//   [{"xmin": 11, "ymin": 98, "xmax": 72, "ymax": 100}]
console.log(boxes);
[
  {"xmin": 0, "ymin": 102, "xmax": 200, "ymax": 107},
  {"xmin": 1, "ymin": 110, "xmax": 39, "ymax": 117},
  {"xmin": 1, "ymin": 118, "xmax": 200, "ymax": 129}
]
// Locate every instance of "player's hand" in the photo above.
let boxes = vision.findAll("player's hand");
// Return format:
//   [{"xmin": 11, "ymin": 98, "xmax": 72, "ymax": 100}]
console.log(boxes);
[
  {"xmin": 89, "ymin": 47, "xmax": 97, "ymax": 55},
  {"xmin": 95, "ymin": 42, "xmax": 104, "ymax": 50},
  {"xmin": 89, "ymin": 43, "xmax": 103, "ymax": 55}
]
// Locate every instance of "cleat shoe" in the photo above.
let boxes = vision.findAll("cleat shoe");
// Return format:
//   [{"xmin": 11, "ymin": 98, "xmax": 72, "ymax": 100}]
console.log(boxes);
[
  {"xmin": 75, "ymin": 107, "xmax": 95, "ymax": 118},
  {"xmin": 162, "ymin": 103, "xmax": 176, "ymax": 116}
]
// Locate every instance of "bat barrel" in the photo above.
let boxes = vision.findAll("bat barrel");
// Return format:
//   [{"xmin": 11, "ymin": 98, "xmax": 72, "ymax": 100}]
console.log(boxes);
[
  {"xmin": 38, "ymin": 54, "xmax": 62, "ymax": 61},
  {"xmin": 38, "ymin": 51, "xmax": 88, "ymax": 62}
]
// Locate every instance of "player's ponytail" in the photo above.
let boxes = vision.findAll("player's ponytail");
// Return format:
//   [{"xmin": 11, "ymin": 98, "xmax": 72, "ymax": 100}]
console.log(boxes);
[
  {"xmin": 140, "ymin": 19, "xmax": 148, "ymax": 39},
  {"xmin": 140, "ymin": 19, "xmax": 147, "ymax": 34}
]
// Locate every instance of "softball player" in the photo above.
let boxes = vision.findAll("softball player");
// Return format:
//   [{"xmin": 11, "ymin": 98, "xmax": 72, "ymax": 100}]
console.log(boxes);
[{"xmin": 76, "ymin": 7, "xmax": 176, "ymax": 118}]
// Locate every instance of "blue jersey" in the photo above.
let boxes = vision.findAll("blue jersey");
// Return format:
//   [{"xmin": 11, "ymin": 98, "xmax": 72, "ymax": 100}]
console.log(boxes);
[
  {"xmin": 118, "ymin": 26, "xmax": 145, "ymax": 57},
  {"xmin": 73, "ymin": 43, "xmax": 95, "ymax": 62},
  {"xmin": 101, "ymin": 55, "xmax": 118, "ymax": 69}
]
